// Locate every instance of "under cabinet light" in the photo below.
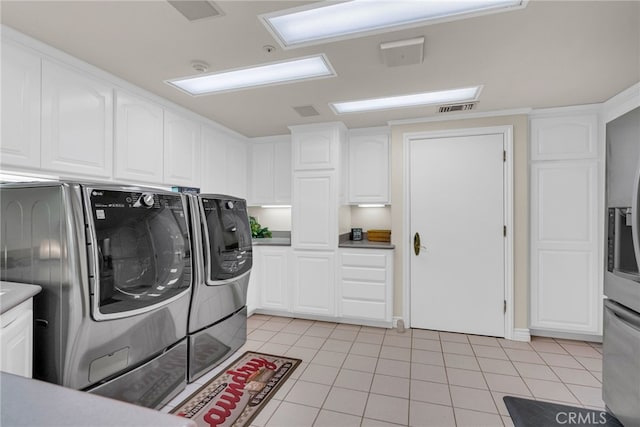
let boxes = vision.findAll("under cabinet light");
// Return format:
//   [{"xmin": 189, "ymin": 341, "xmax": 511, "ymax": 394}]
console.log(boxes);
[
  {"xmin": 261, "ymin": 0, "xmax": 526, "ymax": 48},
  {"xmin": 357, "ymin": 204, "xmax": 386, "ymax": 208},
  {"xmin": 167, "ymin": 55, "xmax": 335, "ymax": 95},
  {"xmin": 331, "ymin": 86, "xmax": 482, "ymax": 114}
]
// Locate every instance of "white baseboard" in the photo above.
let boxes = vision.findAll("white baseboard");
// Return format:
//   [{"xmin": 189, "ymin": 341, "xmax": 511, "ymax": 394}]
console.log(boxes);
[{"xmin": 512, "ymin": 328, "xmax": 531, "ymax": 342}]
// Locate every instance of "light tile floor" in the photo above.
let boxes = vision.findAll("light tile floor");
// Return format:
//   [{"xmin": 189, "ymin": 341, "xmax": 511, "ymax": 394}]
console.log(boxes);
[{"xmin": 162, "ymin": 315, "xmax": 604, "ymax": 427}]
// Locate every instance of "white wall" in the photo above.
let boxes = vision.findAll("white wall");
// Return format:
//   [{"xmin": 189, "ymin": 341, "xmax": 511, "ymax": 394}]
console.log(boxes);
[{"xmin": 247, "ymin": 207, "xmax": 292, "ymax": 231}]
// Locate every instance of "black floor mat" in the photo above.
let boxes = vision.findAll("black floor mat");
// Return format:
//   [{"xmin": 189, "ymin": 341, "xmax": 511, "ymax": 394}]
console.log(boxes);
[{"xmin": 503, "ymin": 396, "xmax": 623, "ymax": 427}]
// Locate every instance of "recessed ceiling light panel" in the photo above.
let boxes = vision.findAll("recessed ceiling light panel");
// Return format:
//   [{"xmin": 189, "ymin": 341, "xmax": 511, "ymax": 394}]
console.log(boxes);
[
  {"xmin": 261, "ymin": 0, "xmax": 526, "ymax": 48},
  {"xmin": 167, "ymin": 54, "xmax": 335, "ymax": 95},
  {"xmin": 330, "ymin": 86, "xmax": 483, "ymax": 114}
]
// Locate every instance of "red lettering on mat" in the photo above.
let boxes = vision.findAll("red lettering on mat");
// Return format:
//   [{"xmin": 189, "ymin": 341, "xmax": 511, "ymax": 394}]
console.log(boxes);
[{"xmin": 202, "ymin": 358, "xmax": 276, "ymax": 427}]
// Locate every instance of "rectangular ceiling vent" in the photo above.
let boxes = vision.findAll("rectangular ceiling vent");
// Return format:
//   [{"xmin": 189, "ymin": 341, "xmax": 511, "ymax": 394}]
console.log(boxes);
[
  {"xmin": 167, "ymin": 1, "xmax": 224, "ymax": 21},
  {"xmin": 293, "ymin": 105, "xmax": 320, "ymax": 117},
  {"xmin": 438, "ymin": 102, "xmax": 476, "ymax": 113}
]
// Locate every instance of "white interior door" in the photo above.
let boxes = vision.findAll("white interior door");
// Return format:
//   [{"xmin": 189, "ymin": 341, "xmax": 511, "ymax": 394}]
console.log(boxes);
[{"xmin": 410, "ymin": 133, "xmax": 505, "ymax": 337}]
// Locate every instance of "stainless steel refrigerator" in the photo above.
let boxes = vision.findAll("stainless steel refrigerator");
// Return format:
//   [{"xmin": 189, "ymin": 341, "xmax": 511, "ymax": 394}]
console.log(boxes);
[{"xmin": 603, "ymin": 106, "xmax": 640, "ymax": 426}]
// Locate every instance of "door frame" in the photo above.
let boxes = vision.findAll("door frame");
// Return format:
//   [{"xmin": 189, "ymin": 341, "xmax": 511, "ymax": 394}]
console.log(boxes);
[{"xmin": 402, "ymin": 125, "xmax": 515, "ymax": 339}]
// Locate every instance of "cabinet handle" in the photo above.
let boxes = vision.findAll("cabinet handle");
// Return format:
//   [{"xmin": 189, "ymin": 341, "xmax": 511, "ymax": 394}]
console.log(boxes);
[{"xmin": 414, "ymin": 232, "xmax": 426, "ymax": 255}]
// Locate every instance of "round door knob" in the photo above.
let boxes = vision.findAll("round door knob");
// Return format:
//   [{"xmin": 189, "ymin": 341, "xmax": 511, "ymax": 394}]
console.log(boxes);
[
  {"xmin": 141, "ymin": 193, "xmax": 155, "ymax": 207},
  {"xmin": 225, "ymin": 201, "xmax": 234, "ymax": 209}
]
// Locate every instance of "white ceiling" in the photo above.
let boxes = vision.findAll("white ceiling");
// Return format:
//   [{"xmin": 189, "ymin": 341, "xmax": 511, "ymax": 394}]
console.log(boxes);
[{"xmin": 2, "ymin": 1, "xmax": 639, "ymax": 137}]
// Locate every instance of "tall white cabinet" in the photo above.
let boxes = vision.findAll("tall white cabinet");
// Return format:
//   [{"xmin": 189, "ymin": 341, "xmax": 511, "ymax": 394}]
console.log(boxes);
[
  {"xmin": 529, "ymin": 107, "xmax": 603, "ymax": 337},
  {"xmin": 290, "ymin": 122, "xmax": 347, "ymax": 317}
]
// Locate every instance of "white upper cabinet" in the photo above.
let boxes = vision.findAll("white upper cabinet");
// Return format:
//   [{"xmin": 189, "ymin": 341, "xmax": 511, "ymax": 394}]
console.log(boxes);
[
  {"xmin": 114, "ymin": 90, "xmax": 164, "ymax": 183},
  {"xmin": 248, "ymin": 135, "xmax": 291, "ymax": 205},
  {"xmin": 531, "ymin": 113, "xmax": 598, "ymax": 161},
  {"xmin": 347, "ymin": 129, "xmax": 390, "ymax": 204},
  {"xmin": 163, "ymin": 111, "xmax": 201, "ymax": 187},
  {"xmin": 291, "ymin": 122, "xmax": 346, "ymax": 171},
  {"xmin": 225, "ymin": 139, "xmax": 248, "ymax": 199},
  {"xmin": 201, "ymin": 126, "xmax": 228, "ymax": 194},
  {"xmin": 1, "ymin": 41, "xmax": 41, "ymax": 170},
  {"xmin": 273, "ymin": 139, "xmax": 292, "ymax": 203},
  {"xmin": 200, "ymin": 126, "xmax": 248, "ymax": 198},
  {"xmin": 41, "ymin": 59, "xmax": 113, "ymax": 178},
  {"xmin": 250, "ymin": 142, "xmax": 276, "ymax": 204}
]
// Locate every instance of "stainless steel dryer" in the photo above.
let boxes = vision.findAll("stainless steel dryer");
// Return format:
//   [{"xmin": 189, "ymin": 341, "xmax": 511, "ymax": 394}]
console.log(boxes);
[
  {"xmin": 187, "ymin": 194, "xmax": 251, "ymax": 382},
  {"xmin": 0, "ymin": 182, "xmax": 192, "ymax": 409}
]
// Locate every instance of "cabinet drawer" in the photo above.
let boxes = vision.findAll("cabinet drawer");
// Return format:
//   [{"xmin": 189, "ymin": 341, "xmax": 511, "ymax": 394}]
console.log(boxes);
[
  {"xmin": 342, "ymin": 281, "xmax": 386, "ymax": 301},
  {"xmin": 341, "ymin": 252, "xmax": 387, "ymax": 268},
  {"xmin": 341, "ymin": 266, "xmax": 386, "ymax": 282},
  {"xmin": 342, "ymin": 300, "xmax": 386, "ymax": 320}
]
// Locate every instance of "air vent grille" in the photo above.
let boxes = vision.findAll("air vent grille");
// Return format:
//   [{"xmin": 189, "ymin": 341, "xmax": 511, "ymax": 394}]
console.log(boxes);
[
  {"xmin": 438, "ymin": 103, "xmax": 476, "ymax": 113},
  {"xmin": 293, "ymin": 105, "xmax": 320, "ymax": 117},
  {"xmin": 167, "ymin": 1, "xmax": 223, "ymax": 21}
]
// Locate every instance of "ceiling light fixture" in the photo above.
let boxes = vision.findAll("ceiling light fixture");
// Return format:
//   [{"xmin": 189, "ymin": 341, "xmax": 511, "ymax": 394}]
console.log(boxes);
[
  {"xmin": 330, "ymin": 86, "xmax": 482, "ymax": 114},
  {"xmin": 261, "ymin": 0, "xmax": 526, "ymax": 48},
  {"xmin": 167, "ymin": 54, "xmax": 335, "ymax": 95}
]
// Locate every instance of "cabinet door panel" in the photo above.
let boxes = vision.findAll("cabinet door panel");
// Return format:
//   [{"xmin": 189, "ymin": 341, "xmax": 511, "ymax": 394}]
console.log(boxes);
[
  {"xmin": 530, "ymin": 160, "xmax": 600, "ymax": 334},
  {"xmin": 348, "ymin": 133, "xmax": 390, "ymax": 203},
  {"xmin": 273, "ymin": 141, "xmax": 292, "ymax": 203},
  {"xmin": 342, "ymin": 281, "xmax": 386, "ymax": 300},
  {"xmin": 114, "ymin": 91, "xmax": 163, "ymax": 183},
  {"xmin": 294, "ymin": 132, "xmax": 334, "ymax": 170},
  {"xmin": 260, "ymin": 249, "xmax": 289, "ymax": 310},
  {"xmin": 201, "ymin": 126, "xmax": 228, "ymax": 194},
  {"xmin": 42, "ymin": 60, "xmax": 113, "ymax": 178},
  {"xmin": 164, "ymin": 111, "xmax": 201, "ymax": 187},
  {"xmin": 292, "ymin": 252, "xmax": 334, "ymax": 316},
  {"xmin": 1, "ymin": 42, "xmax": 41, "ymax": 169},
  {"xmin": 531, "ymin": 115, "xmax": 598, "ymax": 160},
  {"xmin": 342, "ymin": 300, "xmax": 386, "ymax": 320},
  {"xmin": 250, "ymin": 143, "xmax": 275, "ymax": 204},
  {"xmin": 292, "ymin": 172, "xmax": 336, "ymax": 249},
  {"xmin": 226, "ymin": 141, "xmax": 248, "ymax": 199},
  {"xmin": 0, "ymin": 302, "xmax": 33, "ymax": 378}
]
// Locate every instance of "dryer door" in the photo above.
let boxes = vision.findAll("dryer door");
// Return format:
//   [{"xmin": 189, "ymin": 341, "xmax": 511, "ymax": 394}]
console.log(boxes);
[
  {"xmin": 86, "ymin": 187, "xmax": 192, "ymax": 320},
  {"xmin": 200, "ymin": 196, "xmax": 252, "ymax": 284}
]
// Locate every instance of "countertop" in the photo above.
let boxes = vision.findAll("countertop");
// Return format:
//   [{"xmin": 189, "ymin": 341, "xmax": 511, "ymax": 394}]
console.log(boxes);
[
  {"xmin": 251, "ymin": 232, "xmax": 395, "ymax": 249},
  {"xmin": 338, "ymin": 239, "xmax": 395, "ymax": 249},
  {"xmin": 0, "ymin": 281, "xmax": 42, "ymax": 315},
  {"xmin": 0, "ymin": 372, "xmax": 197, "ymax": 427},
  {"xmin": 338, "ymin": 233, "xmax": 395, "ymax": 249},
  {"xmin": 252, "ymin": 230, "xmax": 291, "ymax": 246}
]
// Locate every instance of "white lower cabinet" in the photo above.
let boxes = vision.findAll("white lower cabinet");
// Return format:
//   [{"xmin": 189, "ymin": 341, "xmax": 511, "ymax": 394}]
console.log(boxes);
[
  {"xmin": 257, "ymin": 246, "xmax": 290, "ymax": 312},
  {"xmin": 339, "ymin": 249, "xmax": 393, "ymax": 324},
  {"xmin": 0, "ymin": 299, "xmax": 35, "ymax": 378},
  {"xmin": 292, "ymin": 251, "xmax": 335, "ymax": 317},
  {"xmin": 251, "ymin": 246, "xmax": 394, "ymax": 326}
]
